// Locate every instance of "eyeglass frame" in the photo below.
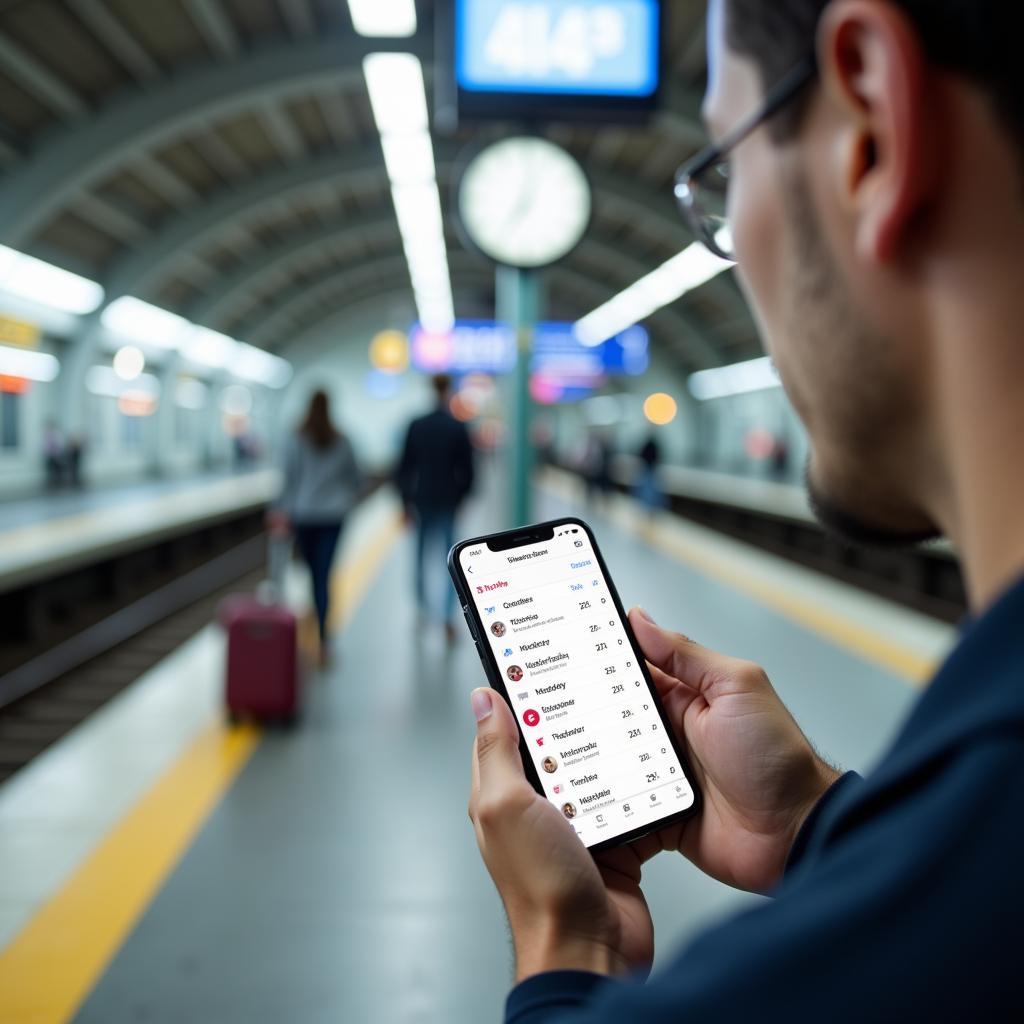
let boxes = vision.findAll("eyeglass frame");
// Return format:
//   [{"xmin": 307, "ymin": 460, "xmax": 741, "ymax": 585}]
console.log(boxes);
[{"xmin": 674, "ymin": 55, "xmax": 820, "ymax": 261}]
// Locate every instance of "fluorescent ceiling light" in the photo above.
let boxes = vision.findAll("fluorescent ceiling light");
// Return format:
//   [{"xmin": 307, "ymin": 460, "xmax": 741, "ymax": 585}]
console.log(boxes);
[
  {"xmin": 0, "ymin": 244, "xmax": 104, "ymax": 316},
  {"xmin": 688, "ymin": 356, "xmax": 781, "ymax": 401},
  {"xmin": 347, "ymin": 0, "xmax": 416, "ymax": 37},
  {"xmin": 102, "ymin": 296, "xmax": 192, "ymax": 349},
  {"xmin": 574, "ymin": 243, "xmax": 732, "ymax": 347},
  {"xmin": 182, "ymin": 327, "xmax": 238, "ymax": 369},
  {"xmin": 381, "ymin": 132, "xmax": 436, "ymax": 185},
  {"xmin": 363, "ymin": 54, "xmax": 428, "ymax": 134},
  {"xmin": 234, "ymin": 343, "xmax": 293, "ymax": 389},
  {"xmin": 392, "ymin": 182, "xmax": 444, "ymax": 237},
  {"xmin": 0, "ymin": 344, "xmax": 60, "ymax": 382}
]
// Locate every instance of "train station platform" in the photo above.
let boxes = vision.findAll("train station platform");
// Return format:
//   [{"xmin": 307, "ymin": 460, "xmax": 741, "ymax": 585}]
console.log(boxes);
[
  {"xmin": 0, "ymin": 470, "xmax": 279, "ymax": 595},
  {"xmin": 0, "ymin": 472, "xmax": 956, "ymax": 1023}
]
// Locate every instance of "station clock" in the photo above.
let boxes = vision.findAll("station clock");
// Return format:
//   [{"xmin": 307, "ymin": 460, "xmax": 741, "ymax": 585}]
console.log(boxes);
[{"xmin": 456, "ymin": 137, "xmax": 592, "ymax": 270}]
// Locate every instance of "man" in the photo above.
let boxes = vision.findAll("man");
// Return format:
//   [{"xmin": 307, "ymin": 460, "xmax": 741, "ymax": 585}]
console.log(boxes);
[
  {"xmin": 396, "ymin": 374, "xmax": 474, "ymax": 642},
  {"xmin": 467, "ymin": 1, "xmax": 1024, "ymax": 1019}
]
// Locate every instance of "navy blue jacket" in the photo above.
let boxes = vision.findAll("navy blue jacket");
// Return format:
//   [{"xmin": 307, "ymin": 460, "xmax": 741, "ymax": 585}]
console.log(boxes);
[
  {"xmin": 396, "ymin": 408, "xmax": 474, "ymax": 512},
  {"xmin": 507, "ymin": 576, "xmax": 1024, "ymax": 1022}
]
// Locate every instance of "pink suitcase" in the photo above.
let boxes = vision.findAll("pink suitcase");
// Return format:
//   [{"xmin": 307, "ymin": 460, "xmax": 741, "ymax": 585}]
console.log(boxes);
[{"xmin": 221, "ymin": 596, "xmax": 301, "ymax": 723}]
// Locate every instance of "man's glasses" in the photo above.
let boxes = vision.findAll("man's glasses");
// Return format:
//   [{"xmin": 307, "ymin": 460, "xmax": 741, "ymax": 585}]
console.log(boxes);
[{"xmin": 674, "ymin": 56, "xmax": 819, "ymax": 262}]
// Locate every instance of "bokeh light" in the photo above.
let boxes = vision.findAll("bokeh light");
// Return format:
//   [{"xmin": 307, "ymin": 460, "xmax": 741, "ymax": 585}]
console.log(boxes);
[
  {"xmin": 368, "ymin": 330, "xmax": 409, "ymax": 374},
  {"xmin": 643, "ymin": 392, "xmax": 678, "ymax": 426}
]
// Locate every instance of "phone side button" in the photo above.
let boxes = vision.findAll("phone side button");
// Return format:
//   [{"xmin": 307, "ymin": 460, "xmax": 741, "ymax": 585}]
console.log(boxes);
[{"xmin": 463, "ymin": 608, "xmax": 479, "ymax": 640}]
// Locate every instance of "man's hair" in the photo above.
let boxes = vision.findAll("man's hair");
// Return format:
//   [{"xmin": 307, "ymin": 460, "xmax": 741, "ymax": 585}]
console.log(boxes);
[
  {"xmin": 431, "ymin": 374, "xmax": 452, "ymax": 402},
  {"xmin": 725, "ymin": 0, "xmax": 1024, "ymax": 154}
]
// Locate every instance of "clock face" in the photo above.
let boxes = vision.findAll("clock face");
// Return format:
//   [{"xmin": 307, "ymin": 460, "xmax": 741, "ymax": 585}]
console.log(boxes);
[{"xmin": 458, "ymin": 137, "xmax": 592, "ymax": 268}]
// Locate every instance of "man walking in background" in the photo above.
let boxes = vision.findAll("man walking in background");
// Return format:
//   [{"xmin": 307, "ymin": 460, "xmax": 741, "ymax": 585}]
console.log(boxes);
[{"xmin": 397, "ymin": 374, "xmax": 475, "ymax": 643}]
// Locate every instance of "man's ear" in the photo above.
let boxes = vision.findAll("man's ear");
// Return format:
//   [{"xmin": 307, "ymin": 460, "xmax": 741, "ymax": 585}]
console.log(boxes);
[{"xmin": 817, "ymin": 0, "xmax": 942, "ymax": 263}]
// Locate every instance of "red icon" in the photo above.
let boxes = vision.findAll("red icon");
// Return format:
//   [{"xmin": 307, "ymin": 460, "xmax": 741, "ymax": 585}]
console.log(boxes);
[
  {"xmin": 535, "ymin": 737, "xmax": 544, "ymax": 747},
  {"xmin": 553, "ymin": 784, "xmax": 563, "ymax": 794},
  {"xmin": 523, "ymin": 709, "xmax": 541, "ymax": 727}
]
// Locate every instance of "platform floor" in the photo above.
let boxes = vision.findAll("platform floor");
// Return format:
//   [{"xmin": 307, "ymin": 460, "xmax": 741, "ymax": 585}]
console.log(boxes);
[
  {"xmin": 0, "ymin": 472, "xmax": 956, "ymax": 1024},
  {"xmin": 0, "ymin": 468, "xmax": 271, "ymax": 530}
]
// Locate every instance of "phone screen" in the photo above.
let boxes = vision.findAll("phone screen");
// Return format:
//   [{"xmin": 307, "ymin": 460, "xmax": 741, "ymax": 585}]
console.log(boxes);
[{"xmin": 454, "ymin": 519, "xmax": 697, "ymax": 849}]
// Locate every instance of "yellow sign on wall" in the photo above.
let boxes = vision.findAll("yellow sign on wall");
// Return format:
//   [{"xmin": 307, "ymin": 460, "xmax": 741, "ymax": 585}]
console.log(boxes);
[{"xmin": 0, "ymin": 315, "xmax": 40, "ymax": 349}]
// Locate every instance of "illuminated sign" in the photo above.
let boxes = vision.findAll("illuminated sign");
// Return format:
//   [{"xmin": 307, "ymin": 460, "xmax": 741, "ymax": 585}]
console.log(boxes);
[
  {"xmin": 457, "ymin": 0, "xmax": 659, "ymax": 96},
  {"xmin": 440, "ymin": 0, "xmax": 663, "ymax": 125},
  {"xmin": 0, "ymin": 314, "xmax": 40, "ymax": 349},
  {"xmin": 410, "ymin": 320, "xmax": 648, "ymax": 386}
]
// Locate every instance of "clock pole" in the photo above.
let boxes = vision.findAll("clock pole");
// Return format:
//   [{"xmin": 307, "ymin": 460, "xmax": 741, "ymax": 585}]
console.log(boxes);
[{"xmin": 497, "ymin": 265, "xmax": 542, "ymax": 528}]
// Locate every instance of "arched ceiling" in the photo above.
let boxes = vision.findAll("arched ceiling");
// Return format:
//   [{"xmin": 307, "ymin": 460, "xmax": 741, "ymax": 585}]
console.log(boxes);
[{"xmin": 0, "ymin": 0, "xmax": 760, "ymax": 372}]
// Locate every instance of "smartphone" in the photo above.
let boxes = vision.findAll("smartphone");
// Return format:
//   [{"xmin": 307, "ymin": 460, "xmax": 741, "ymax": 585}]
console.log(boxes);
[{"xmin": 449, "ymin": 516, "xmax": 700, "ymax": 852}]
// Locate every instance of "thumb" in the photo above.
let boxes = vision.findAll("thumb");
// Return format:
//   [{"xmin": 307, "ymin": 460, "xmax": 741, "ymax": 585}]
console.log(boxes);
[
  {"xmin": 470, "ymin": 688, "xmax": 528, "ymax": 796},
  {"xmin": 628, "ymin": 607, "xmax": 713, "ymax": 688}
]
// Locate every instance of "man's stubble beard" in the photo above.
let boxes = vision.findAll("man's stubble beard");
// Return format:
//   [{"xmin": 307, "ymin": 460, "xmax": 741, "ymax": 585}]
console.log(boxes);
[{"xmin": 782, "ymin": 173, "xmax": 942, "ymax": 550}]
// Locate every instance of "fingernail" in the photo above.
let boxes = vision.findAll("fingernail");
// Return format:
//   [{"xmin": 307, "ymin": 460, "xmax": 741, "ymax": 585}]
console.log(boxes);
[
  {"xmin": 636, "ymin": 607, "xmax": 657, "ymax": 624},
  {"xmin": 471, "ymin": 689, "xmax": 493, "ymax": 722}
]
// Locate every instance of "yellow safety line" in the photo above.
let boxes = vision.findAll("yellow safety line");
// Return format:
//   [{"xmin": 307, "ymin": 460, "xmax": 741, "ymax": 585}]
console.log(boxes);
[
  {"xmin": 540, "ymin": 471, "xmax": 939, "ymax": 688},
  {"xmin": 642, "ymin": 525, "xmax": 937, "ymax": 688},
  {"xmin": 0, "ymin": 513, "xmax": 404, "ymax": 1024}
]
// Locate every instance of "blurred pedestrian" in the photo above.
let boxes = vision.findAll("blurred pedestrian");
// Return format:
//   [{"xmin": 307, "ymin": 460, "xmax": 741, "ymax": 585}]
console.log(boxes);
[
  {"xmin": 42, "ymin": 420, "xmax": 64, "ymax": 489},
  {"xmin": 582, "ymin": 429, "xmax": 614, "ymax": 506},
  {"xmin": 635, "ymin": 433, "xmax": 664, "ymax": 515},
  {"xmin": 66, "ymin": 434, "xmax": 85, "ymax": 489},
  {"xmin": 396, "ymin": 375, "xmax": 475, "ymax": 643},
  {"xmin": 270, "ymin": 390, "xmax": 361, "ymax": 667}
]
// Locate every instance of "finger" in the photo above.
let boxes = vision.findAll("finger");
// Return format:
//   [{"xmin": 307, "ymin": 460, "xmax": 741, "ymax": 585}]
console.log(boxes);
[
  {"xmin": 629, "ymin": 609, "xmax": 724, "ymax": 692},
  {"xmin": 470, "ymin": 688, "xmax": 529, "ymax": 798},
  {"xmin": 646, "ymin": 660, "xmax": 698, "ymax": 700}
]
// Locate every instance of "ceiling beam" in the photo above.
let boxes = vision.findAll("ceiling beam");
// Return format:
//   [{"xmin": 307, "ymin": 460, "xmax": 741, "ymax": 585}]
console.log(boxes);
[
  {"xmin": 188, "ymin": 210, "xmax": 400, "ymax": 329},
  {"xmin": 67, "ymin": 0, "xmax": 162, "ymax": 83},
  {"xmin": 132, "ymin": 154, "xmax": 199, "ymax": 209},
  {"xmin": 72, "ymin": 193, "xmax": 149, "ymax": 244},
  {"xmin": 183, "ymin": 0, "xmax": 241, "ymax": 59},
  {"xmin": 0, "ymin": 36, "xmax": 428, "ymax": 247},
  {"xmin": 261, "ymin": 102, "xmax": 307, "ymax": 161},
  {"xmin": 0, "ymin": 31, "xmax": 86, "ymax": 118},
  {"xmin": 277, "ymin": 0, "xmax": 316, "ymax": 37}
]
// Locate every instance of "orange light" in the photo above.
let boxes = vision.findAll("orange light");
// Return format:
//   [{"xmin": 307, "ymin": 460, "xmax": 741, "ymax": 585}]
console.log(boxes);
[
  {"xmin": 0, "ymin": 375, "xmax": 30, "ymax": 395},
  {"xmin": 643, "ymin": 392, "xmax": 678, "ymax": 426},
  {"xmin": 449, "ymin": 394, "xmax": 476, "ymax": 422},
  {"xmin": 118, "ymin": 392, "xmax": 157, "ymax": 417},
  {"xmin": 369, "ymin": 330, "xmax": 409, "ymax": 374}
]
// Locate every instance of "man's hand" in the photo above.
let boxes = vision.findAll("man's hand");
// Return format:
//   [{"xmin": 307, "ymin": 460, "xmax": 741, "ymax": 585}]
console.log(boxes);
[
  {"xmin": 627, "ymin": 608, "xmax": 840, "ymax": 894},
  {"xmin": 469, "ymin": 688, "xmax": 656, "ymax": 983}
]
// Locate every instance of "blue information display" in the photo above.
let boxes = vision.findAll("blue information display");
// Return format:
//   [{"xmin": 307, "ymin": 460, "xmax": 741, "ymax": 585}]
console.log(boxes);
[
  {"xmin": 456, "ymin": 0, "xmax": 660, "ymax": 97},
  {"xmin": 410, "ymin": 320, "xmax": 649, "ymax": 396}
]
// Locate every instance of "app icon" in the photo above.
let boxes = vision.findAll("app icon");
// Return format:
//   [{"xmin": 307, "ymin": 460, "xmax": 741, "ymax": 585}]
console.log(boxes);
[
  {"xmin": 650, "ymin": 793, "xmax": 657, "ymax": 801},
  {"xmin": 485, "ymin": 606, "xmax": 496, "ymax": 615},
  {"xmin": 517, "ymin": 691, "xmax": 529, "ymax": 701},
  {"xmin": 596, "ymin": 814, "xmax": 605, "ymax": 823},
  {"xmin": 623, "ymin": 803, "xmax": 631, "ymax": 813},
  {"xmin": 535, "ymin": 737, "xmax": 544, "ymax": 747},
  {"xmin": 553, "ymin": 784, "xmax": 563, "ymax": 794},
  {"xmin": 503, "ymin": 647, "xmax": 514, "ymax": 658},
  {"xmin": 523, "ymin": 709, "xmax": 541, "ymax": 728}
]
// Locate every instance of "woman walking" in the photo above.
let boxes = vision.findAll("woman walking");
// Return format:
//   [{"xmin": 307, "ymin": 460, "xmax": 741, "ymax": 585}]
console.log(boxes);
[{"xmin": 270, "ymin": 390, "xmax": 361, "ymax": 666}]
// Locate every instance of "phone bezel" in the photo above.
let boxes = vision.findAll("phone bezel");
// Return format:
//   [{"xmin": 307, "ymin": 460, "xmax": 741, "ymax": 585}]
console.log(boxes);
[{"xmin": 448, "ymin": 515, "xmax": 701, "ymax": 853}]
